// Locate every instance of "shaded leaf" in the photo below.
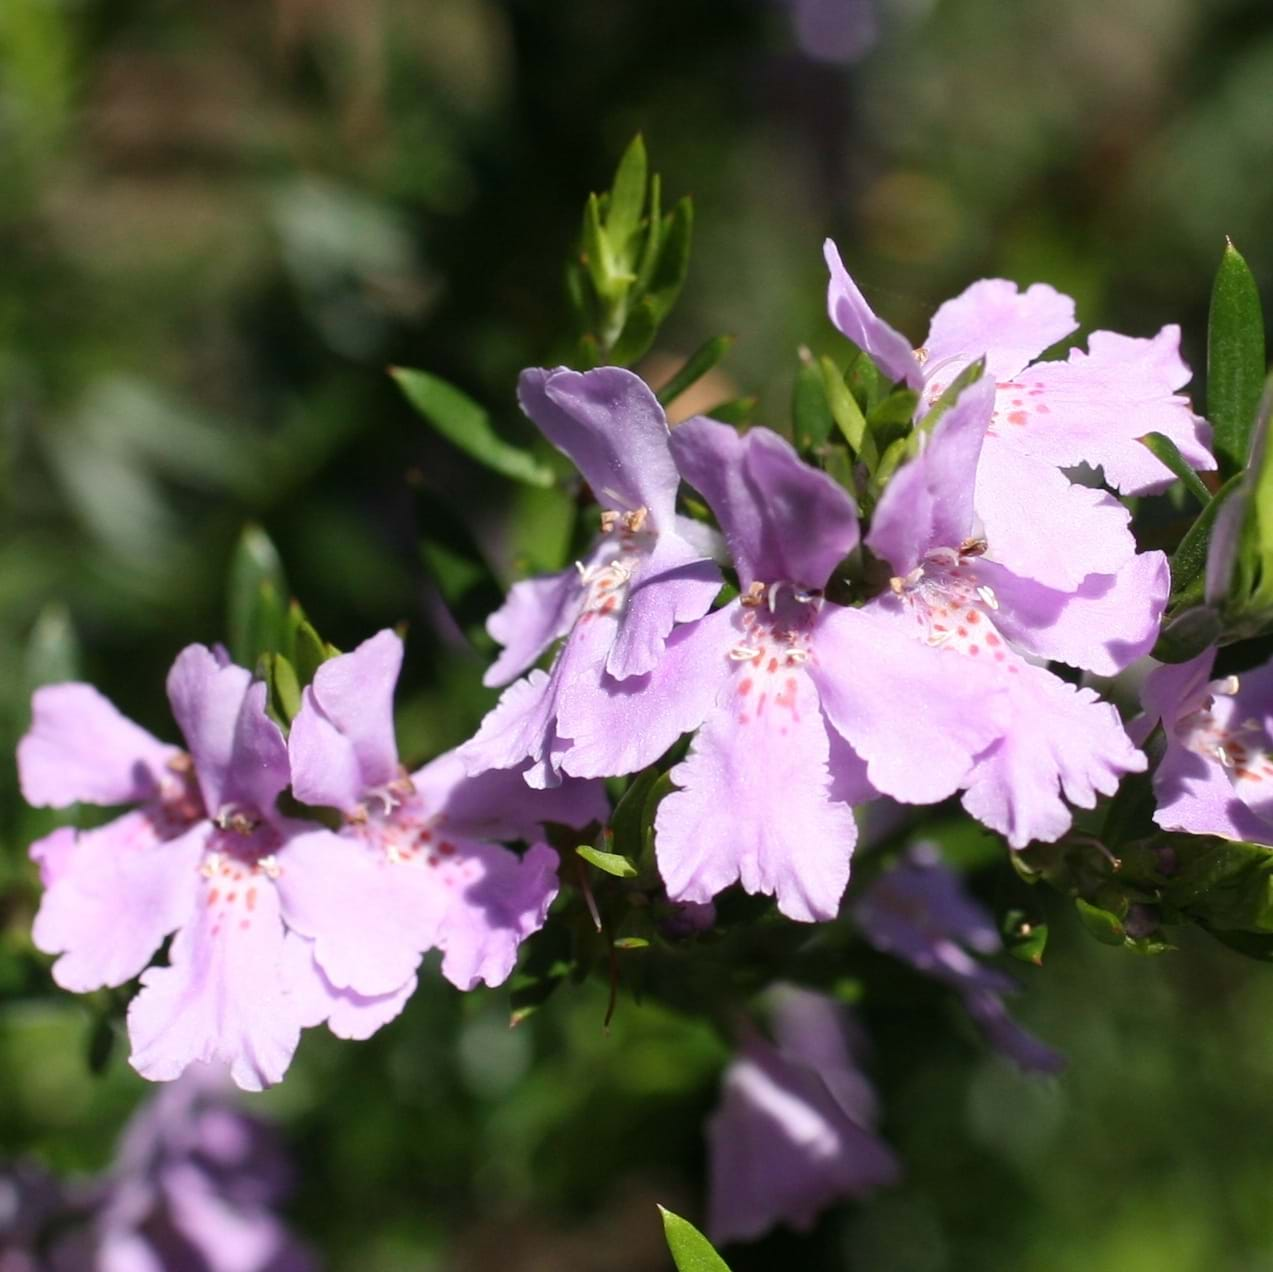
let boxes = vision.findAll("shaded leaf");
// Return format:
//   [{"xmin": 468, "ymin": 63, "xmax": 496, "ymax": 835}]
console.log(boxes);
[{"xmin": 1208, "ymin": 239, "xmax": 1266, "ymax": 476}]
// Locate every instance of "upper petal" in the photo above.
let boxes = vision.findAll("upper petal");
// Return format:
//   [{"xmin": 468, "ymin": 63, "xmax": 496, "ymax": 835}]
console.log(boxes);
[
  {"xmin": 655, "ymin": 678, "xmax": 858, "ymax": 923},
  {"xmin": 517, "ymin": 366, "xmax": 679, "ymax": 527},
  {"xmin": 992, "ymin": 325, "xmax": 1214, "ymax": 494},
  {"xmin": 866, "ymin": 375, "xmax": 994, "ymax": 575},
  {"xmin": 220, "ymin": 681, "xmax": 292, "ymax": 822},
  {"xmin": 31, "ymin": 814, "xmax": 208, "ymax": 993},
  {"xmin": 128, "ymin": 874, "xmax": 301, "ymax": 1092},
  {"xmin": 19, "ymin": 684, "xmax": 180, "ymax": 810},
  {"xmin": 976, "ymin": 436, "xmax": 1135, "ymax": 591},
  {"xmin": 289, "ymin": 630, "xmax": 402, "ymax": 812},
  {"xmin": 166, "ymin": 646, "xmax": 253, "ymax": 815},
  {"xmin": 670, "ymin": 417, "xmax": 859, "ymax": 590},
  {"xmin": 823, "ymin": 239, "xmax": 922, "ymax": 388},
  {"xmin": 810, "ymin": 603, "xmax": 1008, "ymax": 805},
  {"xmin": 483, "ymin": 567, "xmax": 581, "ymax": 688},
  {"xmin": 922, "ymin": 278, "xmax": 1077, "ymax": 386}
]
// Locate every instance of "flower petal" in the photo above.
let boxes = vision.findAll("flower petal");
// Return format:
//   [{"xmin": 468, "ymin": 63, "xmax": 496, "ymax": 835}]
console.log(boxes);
[
  {"xmin": 810, "ymin": 603, "xmax": 1008, "ymax": 805},
  {"xmin": 410, "ymin": 750, "xmax": 608, "ymax": 842},
  {"xmin": 961, "ymin": 659, "xmax": 1145, "ymax": 848},
  {"xmin": 975, "ymin": 551, "xmax": 1169, "ymax": 677},
  {"xmin": 823, "ymin": 239, "xmax": 922, "ymax": 388},
  {"xmin": 993, "ymin": 325, "xmax": 1214, "ymax": 494},
  {"xmin": 128, "ymin": 874, "xmax": 301, "ymax": 1091},
  {"xmin": 670, "ymin": 417, "xmax": 859, "ymax": 590},
  {"xmin": 221, "ymin": 682, "xmax": 292, "ymax": 822},
  {"xmin": 866, "ymin": 375, "xmax": 994, "ymax": 575},
  {"xmin": 275, "ymin": 830, "xmax": 436, "ymax": 997},
  {"xmin": 166, "ymin": 646, "xmax": 253, "ymax": 816},
  {"xmin": 484, "ymin": 567, "xmax": 581, "ymax": 688},
  {"xmin": 976, "ymin": 436, "xmax": 1135, "ymax": 591},
  {"xmin": 19, "ymin": 684, "xmax": 180, "ymax": 809},
  {"xmin": 606, "ymin": 532, "xmax": 721, "ymax": 680},
  {"xmin": 282, "ymin": 933, "xmax": 414, "ymax": 1042},
  {"xmin": 31, "ymin": 815, "xmax": 208, "ymax": 993},
  {"xmin": 517, "ymin": 366, "xmax": 680, "ymax": 527},
  {"xmin": 556, "ymin": 603, "xmax": 739, "ymax": 781},
  {"xmin": 289, "ymin": 631, "xmax": 402, "ymax": 812},
  {"xmin": 655, "ymin": 676, "xmax": 858, "ymax": 922},
  {"xmin": 960, "ymin": 986, "xmax": 1066, "ymax": 1075},
  {"xmin": 922, "ymin": 278, "xmax": 1077, "ymax": 385}
]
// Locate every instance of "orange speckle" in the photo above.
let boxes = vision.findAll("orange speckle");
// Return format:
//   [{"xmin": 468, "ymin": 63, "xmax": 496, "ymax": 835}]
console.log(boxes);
[
  {"xmin": 1236, "ymin": 768, "xmax": 1253, "ymax": 779},
  {"xmin": 966, "ymin": 610, "xmax": 980, "ymax": 624},
  {"xmin": 601, "ymin": 596, "xmax": 618, "ymax": 614},
  {"xmin": 738, "ymin": 677, "xmax": 753, "ymax": 696},
  {"xmin": 1008, "ymin": 410, "xmax": 1028, "ymax": 426},
  {"xmin": 226, "ymin": 891, "xmax": 237, "ymax": 904},
  {"xmin": 958, "ymin": 627, "xmax": 968, "ymax": 638},
  {"xmin": 986, "ymin": 632, "xmax": 1001, "ymax": 647},
  {"xmin": 768, "ymin": 657, "xmax": 779, "ymax": 673},
  {"xmin": 207, "ymin": 888, "xmax": 220, "ymax": 907},
  {"xmin": 969, "ymin": 645, "xmax": 981, "ymax": 656},
  {"xmin": 246, "ymin": 888, "xmax": 257, "ymax": 912}
]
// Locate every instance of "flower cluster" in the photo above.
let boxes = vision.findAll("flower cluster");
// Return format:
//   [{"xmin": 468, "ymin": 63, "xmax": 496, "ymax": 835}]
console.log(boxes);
[{"xmin": 19, "ymin": 635, "xmax": 604, "ymax": 1089}]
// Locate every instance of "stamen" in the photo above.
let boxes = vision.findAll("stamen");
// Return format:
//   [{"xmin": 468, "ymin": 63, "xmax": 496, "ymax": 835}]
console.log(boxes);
[
  {"xmin": 729, "ymin": 645, "xmax": 762, "ymax": 661},
  {"xmin": 623, "ymin": 506, "xmax": 648, "ymax": 533},
  {"xmin": 739, "ymin": 581, "xmax": 766, "ymax": 608},
  {"xmin": 166, "ymin": 753, "xmax": 194, "ymax": 774},
  {"xmin": 926, "ymin": 630, "xmax": 953, "ymax": 648},
  {"xmin": 976, "ymin": 585, "xmax": 999, "ymax": 611},
  {"xmin": 200, "ymin": 852, "xmax": 224, "ymax": 879},
  {"xmin": 214, "ymin": 805, "xmax": 260, "ymax": 835},
  {"xmin": 1210, "ymin": 675, "xmax": 1240, "ymax": 697},
  {"xmin": 599, "ymin": 510, "xmax": 620, "ymax": 534},
  {"xmin": 785, "ymin": 649, "xmax": 811, "ymax": 665},
  {"xmin": 767, "ymin": 581, "xmax": 784, "ymax": 613},
  {"xmin": 959, "ymin": 537, "xmax": 988, "ymax": 558},
  {"xmin": 256, "ymin": 855, "xmax": 282, "ymax": 879}
]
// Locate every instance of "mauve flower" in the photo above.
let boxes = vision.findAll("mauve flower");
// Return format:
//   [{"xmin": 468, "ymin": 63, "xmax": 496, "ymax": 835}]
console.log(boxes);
[
  {"xmin": 92, "ymin": 1065, "xmax": 312, "ymax": 1272},
  {"xmin": 460, "ymin": 366, "xmax": 721, "ymax": 788},
  {"xmin": 285, "ymin": 630, "xmax": 607, "ymax": 1036},
  {"xmin": 855, "ymin": 845, "xmax": 1065, "ymax": 1073},
  {"xmin": 553, "ymin": 417, "xmax": 1009, "ymax": 920},
  {"xmin": 778, "ymin": 0, "xmax": 878, "ymax": 63},
  {"xmin": 1135, "ymin": 649, "xmax": 1273, "ymax": 843},
  {"xmin": 825, "ymin": 240, "xmax": 1213, "ymax": 592},
  {"xmin": 864, "ymin": 375, "xmax": 1161, "ymax": 846},
  {"xmin": 707, "ymin": 988, "xmax": 898, "ymax": 1244},
  {"xmin": 0, "ymin": 1160, "xmax": 75, "ymax": 1271}
]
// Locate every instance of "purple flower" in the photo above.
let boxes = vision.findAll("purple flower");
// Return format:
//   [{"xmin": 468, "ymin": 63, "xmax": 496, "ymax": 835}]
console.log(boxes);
[
  {"xmin": 285, "ymin": 629, "xmax": 607, "ymax": 1035},
  {"xmin": 706, "ymin": 988, "xmax": 899, "ymax": 1244},
  {"xmin": 1136, "ymin": 649, "xmax": 1273, "ymax": 843},
  {"xmin": 91, "ymin": 1065, "xmax": 313, "ymax": 1271},
  {"xmin": 553, "ymin": 418, "xmax": 1009, "ymax": 920},
  {"xmin": 460, "ymin": 366, "xmax": 722, "ymax": 788},
  {"xmin": 855, "ymin": 845, "xmax": 1065, "ymax": 1073},
  {"xmin": 778, "ymin": 0, "xmax": 878, "ymax": 63},
  {"xmin": 864, "ymin": 375, "xmax": 1161, "ymax": 846},
  {"xmin": 824, "ymin": 240, "xmax": 1214, "ymax": 508},
  {"xmin": 20, "ymin": 647, "xmax": 312, "ymax": 1089}
]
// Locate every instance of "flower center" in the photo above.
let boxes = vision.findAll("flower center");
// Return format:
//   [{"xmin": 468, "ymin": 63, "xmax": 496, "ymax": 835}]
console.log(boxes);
[
  {"xmin": 729, "ymin": 583, "xmax": 821, "ymax": 728},
  {"xmin": 1180, "ymin": 678, "xmax": 1273, "ymax": 788}
]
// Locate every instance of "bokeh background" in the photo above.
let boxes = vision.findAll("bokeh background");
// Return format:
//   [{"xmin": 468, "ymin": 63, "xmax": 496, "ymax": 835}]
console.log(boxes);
[{"xmin": 3, "ymin": 0, "xmax": 1273, "ymax": 1267}]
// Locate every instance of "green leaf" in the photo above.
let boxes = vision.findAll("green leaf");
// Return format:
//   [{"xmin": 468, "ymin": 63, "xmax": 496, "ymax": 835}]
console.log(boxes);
[
  {"xmin": 792, "ymin": 359, "xmax": 835, "ymax": 451},
  {"xmin": 582, "ymin": 191, "xmax": 623, "ymax": 301},
  {"xmin": 643, "ymin": 197, "xmax": 693, "ymax": 323},
  {"xmin": 1208, "ymin": 239, "xmax": 1266, "ymax": 476},
  {"xmin": 1151, "ymin": 603, "xmax": 1222, "ymax": 664},
  {"xmin": 1075, "ymin": 897, "xmax": 1126, "ymax": 946},
  {"xmin": 633, "ymin": 172, "xmax": 663, "ymax": 296},
  {"xmin": 659, "ymin": 1207, "xmax": 732, "ymax": 1272},
  {"xmin": 1140, "ymin": 432, "xmax": 1212, "ymax": 507},
  {"xmin": 24, "ymin": 602, "xmax": 81, "ymax": 689},
  {"xmin": 1166, "ymin": 471, "xmax": 1243, "ymax": 602},
  {"xmin": 820, "ymin": 355, "xmax": 870, "ymax": 458},
  {"xmin": 606, "ymin": 134, "xmax": 648, "ymax": 260},
  {"xmin": 610, "ymin": 298, "xmax": 659, "ymax": 366},
  {"xmin": 290, "ymin": 608, "xmax": 336, "ymax": 686},
  {"xmin": 227, "ymin": 524, "xmax": 288, "ymax": 667},
  {"xmin": 392, "ymin": 369, "xmax": 555, "ymax": 488},
  {"xmin": 262, "ymin": 652, "xmax": 302, "ymax": 727},
  {"xmin": 613, "ymin": 936, "xmax": 650, "ymax": 950},
  {"xmin": 1002, "ymin": 911, "xmax": 1048, "ymax": 965},
  {"xmin": 577, "ymin": 844, "xmax": 638, "ymax": 879},
  {"xmin": 611, "ymin": 769, "xmax": 662, "ymax": 862},
  {"xmin": 657, "ymin": 334, "xmax": 734, "ymax": 408}
]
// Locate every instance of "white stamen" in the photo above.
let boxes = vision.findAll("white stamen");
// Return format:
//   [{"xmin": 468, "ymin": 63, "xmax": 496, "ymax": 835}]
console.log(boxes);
[
  {"xmin": 767, "ymin": 581, "xmax": 784, "ymax": 613},
  {"xmin": 1214, "ymin": 746, "xmax": 1234, "ymax": 768},
  {"xmin": 257, "ymin": 855, "xmax": 282, "ymax": 880},
  {"xmin": 976, "ymin": 584, "xmax": 999, "ymax": 611},
  {"xmin": 926, "ymin": 630, "xmax": 953, "ymax": 648},
  {"xmin": 1211, "ymin": 675, "xmax": 1240, "ymax": 696},
  {"xmin": 200, "ymin": 851, "xmax": 224, "ymax": 879},
  {"xmin": 729, "ymin": 644, "xmax": 762, "ymax": 661},
  {"xmin": 785, "ymin": 649, "xmax": 811, "ymax": 665},
  {"xmin": 575, "ymin": 560, "xmax": 592, "ymax": 582}
]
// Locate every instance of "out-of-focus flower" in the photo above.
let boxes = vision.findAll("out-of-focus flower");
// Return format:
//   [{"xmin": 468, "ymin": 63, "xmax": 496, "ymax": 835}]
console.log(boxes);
[
  {"xmin": 778, "ymin": 0, "xmax": 879, "ymax": 64},
  {"xmin": 707, "ymin": 987, "xmax": 899, "ymax": 1244},
  {"xmin": 0, "ymin": 1160, "xmax": 76, "ymax": 1271},
  {"xmin": 864, "ymin": 376, "xmax": 1161, "ymax": 845},
  {"xmin": 286, "ymin": 630, "xmax": 607, "ymax": 1038},
  {"xmin": 856, "ymin": 845, "xmax": 1065, "ymax": 1073},
  {"xmin": 1136, "ymin": 649, "xmax": 1273, "ymax": 843},
  {"xmin": 460, "ymin": 366, "xmax": 721, "ymax": 788},
  {"xmin": 92, "ymin": 1065, "xmax": 313, "ymax": 1271}
]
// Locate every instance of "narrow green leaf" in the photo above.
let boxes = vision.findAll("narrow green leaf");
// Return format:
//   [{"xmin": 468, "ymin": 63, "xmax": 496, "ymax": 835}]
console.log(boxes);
[
  {"xmin": 613, "ymin": 936, "xmax": 650, "ymax": 950},
  {"xmin": 392, "ymin": 369, "xmax": 554, "ymax": 487},
  {"xmin": 611, "ymin": 769, "xmax": 662, "ymax": 863},
  {"xmin": 1208, "ymin": 239, "xmax": 1266, "ymax": 476},
  {"xmin": 267, "ymin": 653, "xmax": 302, "ymax": 726},
  {"xmin": 607, "ymin": 134, "xmax": 648, "ymax": 259},
  {"xmin": 577, "ymin": 844, "xmax": 638, "ymax": 879},
  {"xmin": 24, "ymin": 602, "xmax": 81, "ymax": 689},
  {"xmin": 659, "ymin": 1207, "xmax": 732, "ymax": 1272},
  {"xmin": 657, "ymin": 334, "xmax": 734, "ymax": 407},
  {"xmin": 291, "ymin": 609, "xmax": 335, "ymax": 687},
  {"xmin": 582, "ymin": 191, "xmax": 622, "ymax": 300},
  {"xmin": 792, "ymin": 359, "xmax": 835, "ymax": 450},
  {"xmin": 633, "ymin": 172, "xmax": 662, "ymax": 296},
  {"xmin": 643, "ymin": 197, "xmax": 693, "ymax": 322},
  {"xmin": 1140, "ymin": 432, "xmax": 1213, "ymax": 507},
  {"xmin": 1075, "ymin": 897, "xmax": 1126, "ymax": 947},
  {"xmin": 610, "ymin": 298, "xmax": 659, "ymax": 366},
  {"xmin": 1167, "ymin": 471, "xmax": 1243, "ymax": 601},
  {"xmin": 227, "ymin": 524, "xmax": 288, "ymax": 667},
  {"xmin": 819, "ymin": 355, "xmax": 868, "ymax": 457}
]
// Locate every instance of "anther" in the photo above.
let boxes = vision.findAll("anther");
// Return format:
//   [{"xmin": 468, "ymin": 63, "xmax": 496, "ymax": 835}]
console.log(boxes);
[
  {"xmin": 599, "ymin": 510, "xmax": 620, "ymax": 534},
  {"xmin": 214, "ymin": 805, "xmax": 260, "ymax": 835},
  {"xmin": 166, "ymin": 753, "xmax": 194, "ymax": 774},
  {"xmin": 257, "ymin": 855, "xmax": 282, "ymax": 880},
  {"xmin": 785, "ymin": 649, "xmax": 811, "ymax": 665},
  {"xmin": 623, "ymin": 506, "xmax": 648, "ymax": 533},
  {"xmin": 739, "ymin": 581, "xmax": 766, "ymax": 608},
  {"xmin": 959, "ymin": 537, "xmax": 988, "ymax": 557},
  {"xmin": 976, "ymin": 585, "xmax": 999, "ymax": 610},
  {"xmin": 729, "ymin": 645, "xmax": 762, "ymax": 661}
]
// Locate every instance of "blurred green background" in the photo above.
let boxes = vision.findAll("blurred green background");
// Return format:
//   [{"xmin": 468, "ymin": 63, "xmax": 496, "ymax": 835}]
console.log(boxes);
[{"xmin": 3, "ymin": 0, "xmax": 1273, "ymax": 1267}]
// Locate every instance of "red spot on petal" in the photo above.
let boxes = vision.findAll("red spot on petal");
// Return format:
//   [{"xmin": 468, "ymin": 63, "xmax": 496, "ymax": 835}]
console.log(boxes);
[
  {"xmin": 995, "ymin": 651, "xmax": 1006, "ymax": 661},
  {"xmin": 206, "ymin": 889, "xmax": 220, "ymax": 907},
  {"xmin": 966, "ymin": 610, "xmax": 980, "ymax": 623},
  {"xmin": 416, "ymin": 829, "xmax": 432, "ymax": 844},
  {"xmin": 738, "ymin": 713, "xmax": 749, "ymax": 725},
  {"xmin": 1008, "ymin": 411, "xmax": 1028, "ymax": 426},
  {"xmin": 768, "ymin": 658, "xmax": 779, "ymax": 673},
  {"xmin": 1036, "ymin": 403, "xmax": 1050, "ymax": 414},
  {"xmin": 226, "ymin": 891, "xmax": 237, "ymax": 904},
  {"xmin": 246, "ymin": 888, "xmax": 257, "ymax": 912},
  {"xmin": 958, "ymin": 628, "xmax": 968, "ymax": 638},
  {"xmin": 439, "ymin": 841, "xmax": 457, "ymax": 856},
  {"xmin": 240, "ymin": 919, "xmax": 251, "ymax": 930},
  {"xmin": 969, "ymin": 645, "xmax": 980, "ymax": 655},
  {"xmin": 600, "ymin": 596, "xmax": 618, "ymax": 614},
  {"xmin": 757, "ymin": 693, "xmax": 768, "ymax": 716},
  {"xmin": 933, "ymin": 624, "xmax": 948, "ymax": 632},
  {"xmin": 738, "ymin": 678, "xmax": 753, "ymax": 696},
  {"xmin": 986, "ymin": 632, "xmax": 1001, "ymax": 647},
  {"xmin": 1236, "ymin": 768, "xmax": 1253, "ymax": 779}
]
